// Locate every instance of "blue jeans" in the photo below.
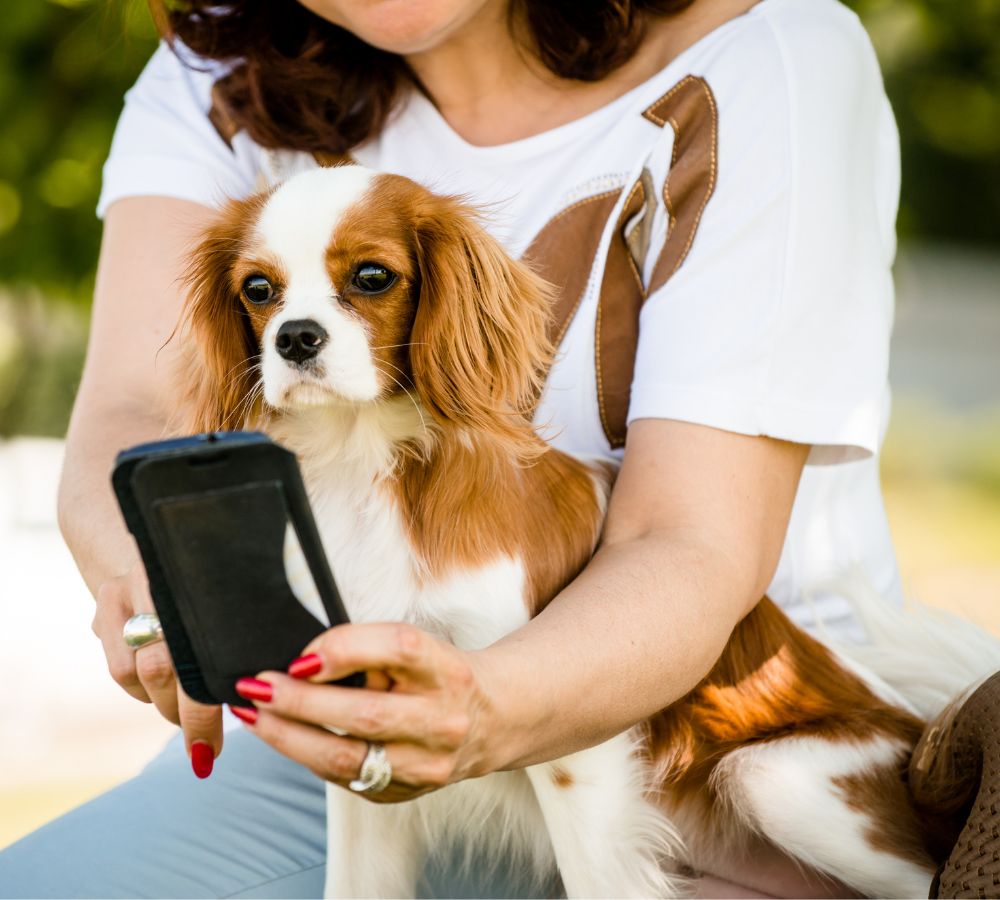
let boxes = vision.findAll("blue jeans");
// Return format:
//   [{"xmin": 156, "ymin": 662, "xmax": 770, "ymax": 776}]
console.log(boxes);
[{"xmin": 0, "ymin": 730, "xmax": 539, "ymax": 898}]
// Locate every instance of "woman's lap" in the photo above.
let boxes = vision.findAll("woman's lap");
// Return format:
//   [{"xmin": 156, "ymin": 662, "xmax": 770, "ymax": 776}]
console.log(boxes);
[
  {"xmin": 0, "ymin": 729, "xmax": 326, "ymax": 898},
  {"xmin": 0, "ymin": 723, "xmax": 812, "ymax": 899},
  {"xmin": 0, "ymin": 729, "xmax": 541, "ymax": 899},
  {"xmin": 0, "ymin": 724, "xmax": 794, "ymax": 899}
]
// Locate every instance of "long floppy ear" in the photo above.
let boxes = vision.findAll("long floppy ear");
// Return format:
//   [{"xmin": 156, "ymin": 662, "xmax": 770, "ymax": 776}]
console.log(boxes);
[
  {"xmin": 410, "ymin": 196, "xmax": 555, "ymax": 457},
  {"xmin": 176, "ymin": 196, "xmax": 263, "ymax": 433}
]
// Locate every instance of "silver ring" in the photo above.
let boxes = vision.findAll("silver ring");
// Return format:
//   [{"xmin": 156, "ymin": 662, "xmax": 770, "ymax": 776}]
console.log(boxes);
[
  {"xmin": 348, "ymin": 742, "xmax": 392, "ymax": 795},
  {"xmin": 122, "ymin": 613, "xmax": 164, "ymax": 651}
]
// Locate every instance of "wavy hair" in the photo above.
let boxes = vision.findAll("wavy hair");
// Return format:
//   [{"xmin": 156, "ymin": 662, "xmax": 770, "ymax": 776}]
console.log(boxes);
[{"xmin": 148, "ymin": 0, "xmax": 695, "ymax": 155}]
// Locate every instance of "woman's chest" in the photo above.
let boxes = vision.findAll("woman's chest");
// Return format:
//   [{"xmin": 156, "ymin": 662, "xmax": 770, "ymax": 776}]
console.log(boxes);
[{"xmin": 351, "ymin": 119, "xmax": 675, "ymax": 461}]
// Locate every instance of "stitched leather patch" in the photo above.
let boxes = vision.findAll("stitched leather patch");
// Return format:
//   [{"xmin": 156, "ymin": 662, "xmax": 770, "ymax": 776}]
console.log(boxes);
[
  {"xmin": 313, "ymin": 151, "xmax": 356, "ymax": 168},
  {"xmin": 524, "ymin": 70, "xmax": 718, "ymax": 449},
  {"xmin": 208, "ymin": 87, "xmax": 239, "ymax": 149},
  {"xmin": 522, "ymin": 188, "xmax": 623, "ymax": 349},
  {"xmin": 596, "ymin": 179, "xmax": 648, "ymax": 448},
  {"xmin": 643, "ymin": 75, "xmax": 719, "ymax": 295}
]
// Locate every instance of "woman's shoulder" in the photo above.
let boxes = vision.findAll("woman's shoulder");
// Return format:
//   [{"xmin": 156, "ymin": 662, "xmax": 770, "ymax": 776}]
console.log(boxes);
[
  {"xmin": 651, "ymin": 0, "xmax": 891, "ymax": 179},
  {"xmin": 97, "ymin": 41, "xmax": 261, "ymax": 219},
  {"xmin": 677, "ymin": 0, "xmax": 883, "ymax": 98},
  {"xmin": 127, "ymin": 40, "xmax": 229, "ymax": 111}
]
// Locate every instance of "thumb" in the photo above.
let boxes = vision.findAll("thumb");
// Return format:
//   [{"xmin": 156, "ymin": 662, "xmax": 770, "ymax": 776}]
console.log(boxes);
[{"xmin": 179, "ymin": 689, "xmax": 223, "ymax": 779}]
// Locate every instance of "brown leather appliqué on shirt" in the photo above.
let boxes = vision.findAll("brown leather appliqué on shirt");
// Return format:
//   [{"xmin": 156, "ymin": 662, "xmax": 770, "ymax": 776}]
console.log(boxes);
[
  {"xmin": 643, "ymin": 75, "xmax": 719, "ymax": 296},
  {"xmin": 313, "ymin": 151, "xmax": 357, "ymax": 168},
  {"xmin": 208, "ymin": 86, "xmax": 240, "ymax": 149},
  {"xmin": 521, "ymin": 188, "xmax": 624, "ymax": 349},
  {"xmin": 596, "ymin": 178, "xmax": 648, "ymax": 448},
  {"xmin": 520, "ymin": 75, "xmax": 718, "ymax": 448},
  {"xmin": 599, "ymin": 75, "xmax": 718, "ymax": 446}
]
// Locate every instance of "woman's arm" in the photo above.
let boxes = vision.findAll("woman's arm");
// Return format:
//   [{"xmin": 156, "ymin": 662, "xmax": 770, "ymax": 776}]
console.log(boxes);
[
  {"xmin": 58, "ymin": 196, "xmax": 224, "ymax": 763},
  {"xmin": 240, "ymin": 418, "xmax": 808, "ymax": 793},
  {"xmin": 481, "ymin": 418, "xmax": 809, "ymax": 768}
]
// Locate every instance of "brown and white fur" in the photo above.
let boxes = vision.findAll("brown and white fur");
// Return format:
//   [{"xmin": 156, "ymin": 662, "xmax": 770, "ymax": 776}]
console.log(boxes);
[{"xmin": 180, "ymin": 165, "xmax": 958, "ymax": 898}]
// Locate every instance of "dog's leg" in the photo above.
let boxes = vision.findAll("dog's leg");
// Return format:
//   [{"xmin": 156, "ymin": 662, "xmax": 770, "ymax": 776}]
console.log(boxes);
[
  {"xmin": 323, "ymin": 785, "xmax": 422, "ymax": 898},
  {"xmin": 525, "ymin": 732, "xmax": 688, "ymax": 899},
  {"xmin": 713, "ymin": 735, "xmax": 935, "ymax": 899}
]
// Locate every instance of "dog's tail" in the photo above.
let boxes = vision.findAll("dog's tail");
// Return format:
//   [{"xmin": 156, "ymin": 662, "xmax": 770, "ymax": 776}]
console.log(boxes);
[{"xmin": 813, "ymin": 572, "xmax": 1000, "ymax": 721}]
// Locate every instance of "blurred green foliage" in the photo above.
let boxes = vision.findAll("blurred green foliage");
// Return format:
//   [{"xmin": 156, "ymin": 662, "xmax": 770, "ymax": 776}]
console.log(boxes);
[
  {"xmin": 0, "ymin": 0, "xmax": 157, "ymax": 302},
  {"xmin": 847, "ymin": 0, "xmax": 1000, "ymax": 246}
]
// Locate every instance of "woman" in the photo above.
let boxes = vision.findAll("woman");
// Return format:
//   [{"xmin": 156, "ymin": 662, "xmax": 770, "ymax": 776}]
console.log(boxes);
[{"xmin": 1, "ymin": 0, "xmax": 904, "ymax": 895}]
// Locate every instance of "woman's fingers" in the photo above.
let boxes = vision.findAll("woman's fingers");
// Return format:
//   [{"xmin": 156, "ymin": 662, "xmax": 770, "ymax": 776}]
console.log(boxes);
[
  {"xmin": 298, "ymin": 622, "xmax": 451, "ymax": 688},
  {"xmin": 179, "ymin": 691, "xmax": 223, "ymax": 778},
  {"xmin": 245, "ymin": 709, "xmax": 452, "ymax": 800},
  {"xmin": 93, "ymin": 562, "xmax": 184, "ymax": 722},
  {"xmin": 133, "ymin": 641, "xmax": 181, "ymax": 724},
  {"xmin": 93, "ymin": 573, "xmax": 148, "ymax": 699},
  {"xmin": 239, "ymin": 672, "xmax": 465, "ymax": 750},
  {"xmin": 232, "ymin": 623, "xmax": 489, "ymax": 801},
  {"xmin": 92, "ymin": 596, "xmax": 150, "ymax": 703}
]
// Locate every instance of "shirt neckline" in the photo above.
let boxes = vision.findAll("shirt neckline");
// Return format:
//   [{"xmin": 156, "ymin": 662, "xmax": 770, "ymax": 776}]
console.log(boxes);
[{"xmin": 402, "ymin": 1, "xmax": 768, "ymax": 163}]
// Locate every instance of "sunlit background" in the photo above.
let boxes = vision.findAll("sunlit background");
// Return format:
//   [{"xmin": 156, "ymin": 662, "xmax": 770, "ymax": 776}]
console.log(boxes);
[{"xmin": 1, "ymin": 0, "xmax": 998, "ymax": 850}]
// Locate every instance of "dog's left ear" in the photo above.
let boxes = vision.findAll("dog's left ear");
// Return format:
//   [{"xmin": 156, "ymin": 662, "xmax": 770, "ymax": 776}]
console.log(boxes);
[
  {"xmin": 410, "ymin": 196, "xmax": 554, "ymax": 455},
  {"xmin": 178, "ymin": 196, "xmax": 262, "ymax": 433}
]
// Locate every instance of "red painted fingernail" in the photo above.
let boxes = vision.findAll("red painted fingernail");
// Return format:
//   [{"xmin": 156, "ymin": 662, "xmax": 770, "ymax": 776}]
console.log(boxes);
[
  {"xmin": 235, "ymin": 677, "xmax": 273, "ymax": 703},
  {"xmin": 191, "ymin": 740, "xmax": 214, "ymax": 779},
  {"xmin": 288, "ymin": 653, "xmax": 323, "ymax": 679},
  {"xmin": 229, "ymin": 705, "xmax": 258, "ymax": 725}
]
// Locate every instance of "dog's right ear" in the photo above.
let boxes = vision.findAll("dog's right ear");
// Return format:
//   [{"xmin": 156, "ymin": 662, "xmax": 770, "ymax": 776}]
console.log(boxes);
[
  {"xmin": 409, "ymin": 193, "xmax": 555, "ymax": 458},
  {"xmin": 177, "ymin": 196, "xmax": 263, "ymax": 433}
]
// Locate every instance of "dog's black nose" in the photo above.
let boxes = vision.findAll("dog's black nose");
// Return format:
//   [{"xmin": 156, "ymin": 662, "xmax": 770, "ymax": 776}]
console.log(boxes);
[{"xmin": 275, "ymin": 319, "xmax": 328, "ymax": 364}]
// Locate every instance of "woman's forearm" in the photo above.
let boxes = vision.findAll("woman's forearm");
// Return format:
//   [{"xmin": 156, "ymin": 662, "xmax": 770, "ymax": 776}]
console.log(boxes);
[
  {"xmin": 57, "ymin": 197, "xmax": 210, "ymax": 597},
  {"xmin": 57, "ymin": 396, "xmax": 168, "ymax": 596},
  {"xmin": 477, "ymin": 529, "xmax": 753, "ymax": 771},
  {"xmin": 474, "ymin": 423, "xmax": 808, "ymax": 772}
]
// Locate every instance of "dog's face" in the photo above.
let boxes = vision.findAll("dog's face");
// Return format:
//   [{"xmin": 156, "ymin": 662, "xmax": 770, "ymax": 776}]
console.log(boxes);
[
  {"xmin": 181, "ymin": 165, "xmax": 553, "ymax": 450},
  {"xmin": 219, "ymin": 167, "xmax": 421, "ymax": 409}
]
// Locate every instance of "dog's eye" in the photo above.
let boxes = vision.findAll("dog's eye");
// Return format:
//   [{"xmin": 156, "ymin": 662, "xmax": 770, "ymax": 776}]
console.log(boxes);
[
  {"xmin": 352, "ymin": 264, "xmax": 396, "ymax": 294},
  {"xmin": 242, "ymin": 275, "xmax": 274, "ymax": 305}
]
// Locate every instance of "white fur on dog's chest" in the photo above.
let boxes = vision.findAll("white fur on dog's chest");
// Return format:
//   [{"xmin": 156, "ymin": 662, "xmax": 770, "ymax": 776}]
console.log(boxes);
[
  {"xmin": 315, "ymin": 480, "xmax": 530, "ymax": 649},
  {"xmin": 277, "ymin": 409, "xmax": 531, "ymax": 650}
]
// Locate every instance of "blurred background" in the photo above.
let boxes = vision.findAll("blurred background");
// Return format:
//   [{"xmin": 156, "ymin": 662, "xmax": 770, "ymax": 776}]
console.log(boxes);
[{"xmin": 1, "ymin": 0, "xmax": 998, "ymax": 850}]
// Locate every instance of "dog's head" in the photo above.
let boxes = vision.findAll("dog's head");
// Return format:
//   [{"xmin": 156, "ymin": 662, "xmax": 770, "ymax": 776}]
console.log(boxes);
[{"xmin": 181, "ymin": 165, "xmax": 553, "ymax": 452}]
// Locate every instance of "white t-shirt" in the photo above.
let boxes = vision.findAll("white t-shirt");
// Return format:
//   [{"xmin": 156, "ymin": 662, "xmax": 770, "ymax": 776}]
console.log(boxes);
[{"xmin": 98, "ymin": 0, "xmax": 903, "ymax": 639}]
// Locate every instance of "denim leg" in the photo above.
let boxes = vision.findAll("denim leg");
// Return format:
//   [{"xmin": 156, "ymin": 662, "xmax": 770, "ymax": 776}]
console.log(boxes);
[
  {"xmin": 0, "ymin": 730, "xmax": 327, "ymax": 899},
  {"xmin": 0, "ymin": 728, "xmax": 544, "ymax": 899}
]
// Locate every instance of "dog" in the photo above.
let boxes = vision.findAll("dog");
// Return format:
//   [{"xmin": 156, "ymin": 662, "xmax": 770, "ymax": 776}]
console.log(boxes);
[{"xmin": 179, "ymin": 164, "xmax": 955, "ymax": 898}]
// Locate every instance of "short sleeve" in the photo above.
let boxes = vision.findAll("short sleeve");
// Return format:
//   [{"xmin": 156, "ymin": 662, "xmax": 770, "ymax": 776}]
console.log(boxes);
[
  {"xmin": 97, "ymin": 43, "xmax": 262, "ymax": 218},
  {"xmin": 627, "ymin": 1, "xmax": 900, "ymax": 465}
]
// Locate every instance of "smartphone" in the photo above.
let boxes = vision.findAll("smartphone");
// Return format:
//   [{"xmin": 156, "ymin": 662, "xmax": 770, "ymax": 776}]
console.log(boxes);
[{"xmin": 112, "ymin": 431, "xmax": 362, "ymax": 706}]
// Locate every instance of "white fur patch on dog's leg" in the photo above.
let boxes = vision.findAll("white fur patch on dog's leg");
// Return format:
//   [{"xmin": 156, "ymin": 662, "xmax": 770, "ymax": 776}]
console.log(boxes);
[
  {"xmin": 525, "ymin": 733, "xmax": 689, "ymax": 899},
  {"xmin": 324, "ymin": 785, "xmax": 422, "ymax": 898},
  {"xmin": 713, "ymin": 736, "xmax": 935, "ymax": 900}
]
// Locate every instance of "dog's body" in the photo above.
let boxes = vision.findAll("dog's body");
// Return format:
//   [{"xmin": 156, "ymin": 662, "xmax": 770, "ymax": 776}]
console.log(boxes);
[
  {"xmin": 183, "ymin": 165, "xmax": 953, "ymax": 898},
  {"xmin": 271, "ymin": 400, "xmax": 680, "ymax": 898}
]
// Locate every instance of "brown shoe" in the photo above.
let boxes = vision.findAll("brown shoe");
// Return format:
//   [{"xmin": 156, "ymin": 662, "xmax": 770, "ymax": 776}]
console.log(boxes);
[{"xmin": 910, "ymin": 670, "xmax": 1000, "ymax": 898}]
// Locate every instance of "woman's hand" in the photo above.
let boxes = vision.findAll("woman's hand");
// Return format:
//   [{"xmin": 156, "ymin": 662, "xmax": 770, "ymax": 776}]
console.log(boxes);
[
  {"xmin": 92, "ymin": 560, "xmax": 223, "ymax": 777},
  {"xmin": 233, "ymin": 622, "xmax": 500, "ymax": 803}
]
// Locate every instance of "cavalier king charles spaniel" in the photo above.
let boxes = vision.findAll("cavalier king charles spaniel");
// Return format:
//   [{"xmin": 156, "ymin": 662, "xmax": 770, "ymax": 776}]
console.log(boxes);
[{"xmin": 180, "ymin": 164, "xmax": 956, "ymax": 898}]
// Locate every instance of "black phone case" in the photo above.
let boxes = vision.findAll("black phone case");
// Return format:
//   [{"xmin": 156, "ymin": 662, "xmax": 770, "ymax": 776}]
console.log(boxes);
[{"xmin": 112, "ymin": 432, "xmax": 361, "ymax": 706}]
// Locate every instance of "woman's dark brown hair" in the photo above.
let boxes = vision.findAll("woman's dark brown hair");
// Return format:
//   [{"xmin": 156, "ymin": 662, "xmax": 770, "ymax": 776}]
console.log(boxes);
[{"xmin": 148, "ymin": 0, "xmax": 695, "ymax": 156}]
